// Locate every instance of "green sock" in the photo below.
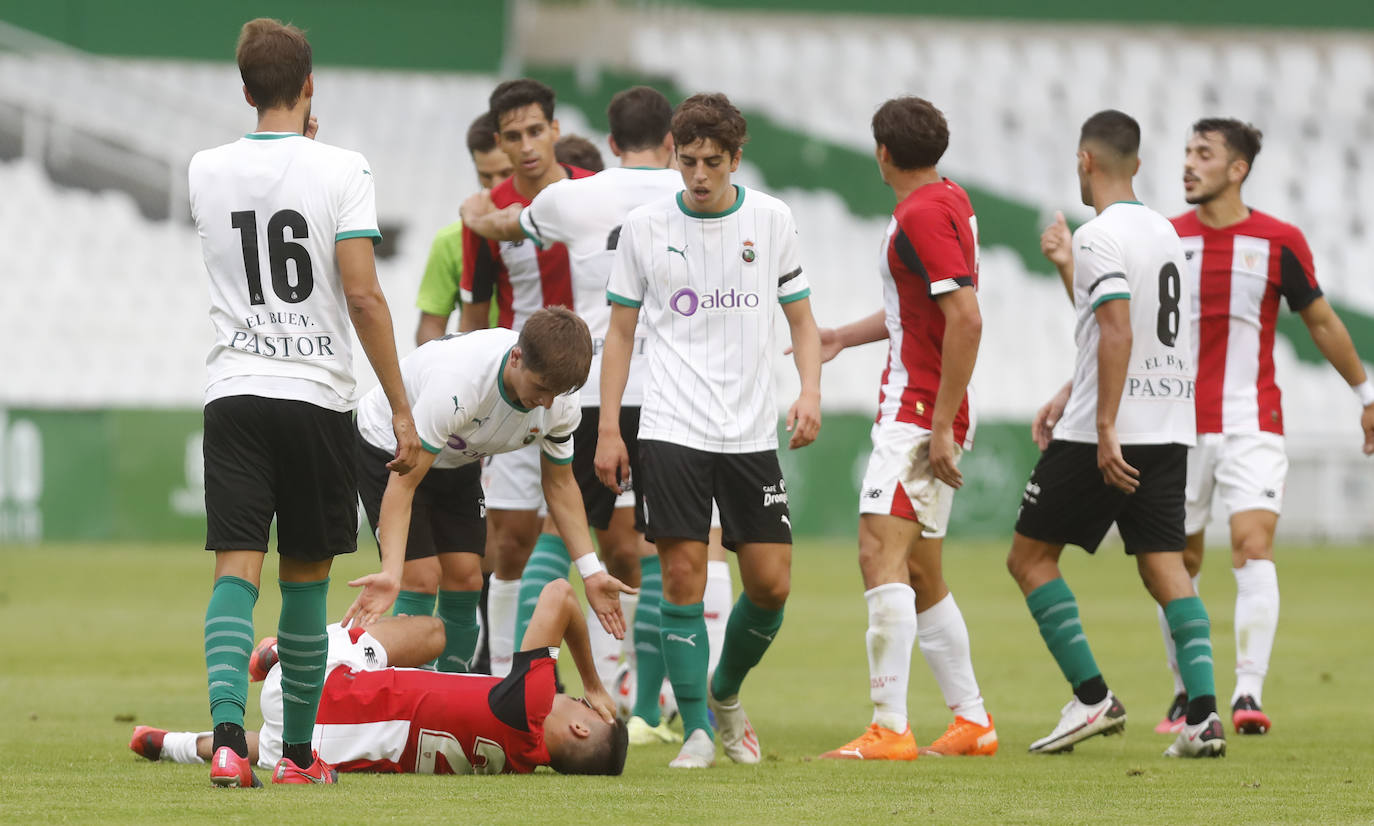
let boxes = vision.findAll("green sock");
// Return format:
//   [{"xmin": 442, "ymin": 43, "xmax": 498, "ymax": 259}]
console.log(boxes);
[
  {"xmin": 633, "ymin": 557, "xmax": 666, "ymax": 725},
  {"xmin": 394, "ymin": 589, "xmax": 437, "ymax": 617},
  {"xmin": 437, "ymin": 589, "xmax": 481, "ymax": 672},
  {"xmin": 1164, "ymin": 595, "xmax": 1216, "ymax": 703},
  {"xmin": 277, "ymin": 578, "xmax": 329, "ymax": 747},
  {"xmin": 661, "ymin": 600, "xmax": 712, "ymax": 741},
  {"xmin": 513, "ymin": 533, "xmax": 570, "ymax": 648},
  {"xmin": 205, "ymin": 575, "xmax": 259, "ymax": 728},
  {"xmin": 1026, "ymin": 578, "xmax": 1102, "ymax": 691},
  {"xmin": 710, "ymin": 594, "xmax": 784, "ymax": 701}
]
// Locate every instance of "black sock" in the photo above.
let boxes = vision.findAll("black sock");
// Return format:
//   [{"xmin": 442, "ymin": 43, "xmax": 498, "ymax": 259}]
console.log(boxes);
[
  {"xmin": 1073, "ymin": 675, "xmax": 1109, "ymax": 706},
  {"xmin": 474, "ymin": 571, "xmax": 492, "ymax": 674},
  {"xmin": 1185, "ymin": 694, "xmax": 1217, "ymax": 725},
  {"xmin": 282, "ymin": 741, "xmax": 314, "ymax": 768},
  {"xmin": 212, "ymin": 722, "xmax": 248, "ymax": 759}
]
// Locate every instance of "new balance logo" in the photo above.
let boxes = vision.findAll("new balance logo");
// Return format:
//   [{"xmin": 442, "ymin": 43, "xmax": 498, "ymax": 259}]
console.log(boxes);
[
  {"xmin": 863, "ymin": 487, "xmax": 882, "ymax": 499},
  {"xmin": 667, "ymin": 244, "xmax": 688, "ymax": 260},
  {"xmin": 1263, "ymin": 489, "xmax": 1277, "ymax": 499},
  {"xmin": 665, "ymin": 633, "xmax": 698, "ymax": 647}
]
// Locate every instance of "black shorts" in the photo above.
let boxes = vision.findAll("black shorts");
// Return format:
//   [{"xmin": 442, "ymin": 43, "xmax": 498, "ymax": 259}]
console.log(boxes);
[
  {"xmin": 1014, "ymin": 440, "xmax": 1187, "ymax": 554},
  {"xmin": 572, "ymin": 406, "xmax": 646, "ymax": 533},
  {"xmin": 356, "ymin": 429, "xmax": 486, "ymax": 560},
  {"xmin": 203, "ymin": 395, "xmax": 358, "ymax": 561},
  {"xmin": 638, "ymin": 439, "xmax": 791, "ymax": 550}
]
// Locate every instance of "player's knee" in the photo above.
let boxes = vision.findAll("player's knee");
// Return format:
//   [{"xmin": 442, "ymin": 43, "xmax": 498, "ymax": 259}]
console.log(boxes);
[
  {"xmin": 746, "ymin": 576, "xmax": 789, "ymax": 612},
  {"xmin": 1231, "ymin": 535, "xmax": 1272, "ymax": 565},
  {"xmin": 1005, "ymin": 546, "xmax": 1034, "ymax": 585},
  {"xmin": 601, "ymin": 539, "xmax": 640, "ymax": 582}
]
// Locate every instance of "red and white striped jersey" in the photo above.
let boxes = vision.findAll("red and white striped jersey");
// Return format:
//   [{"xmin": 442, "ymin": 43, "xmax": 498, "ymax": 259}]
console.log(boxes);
[
  {"xmin": 312, "ymin": 648, "xmax": 557, "ymax": 775},
  {"xmin": 1171, "ymin": 209, "xmax": 1323, "ymax": 435},
  {"xmin": 459, "ymin": 165, "xmax": 593, "ymax": 330},
  {"xmin": 875, "ymin": 178, "xmax": 979, "ymax": 447}
]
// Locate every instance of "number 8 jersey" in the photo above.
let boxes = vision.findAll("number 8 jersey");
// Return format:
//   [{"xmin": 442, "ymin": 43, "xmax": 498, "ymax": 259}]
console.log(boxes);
[
  {"xmin": 1054, "ymin": 201, "xmax": 1197, "ymax": 447},
  {"xmin": 189, "ymin": 132, "xmax": 382, "ymax": 411}
]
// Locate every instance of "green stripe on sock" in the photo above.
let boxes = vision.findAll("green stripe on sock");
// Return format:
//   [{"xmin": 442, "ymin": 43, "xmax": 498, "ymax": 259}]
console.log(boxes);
[
  {"xmin": 277, "ymin": 577, "xmax": 329, "ymax": 746},
  {"xmin": 437, "ymin": 589, "xmax": 481, "ymax": 672},
  {"xmin": 513, "ymin": 533, "xmax": 571, "ymax": 648},
  {"xmin": 1165, "ymin": 595, "xmax": 1216, "ymax": 701},
  {"xmin": 633, "ymin": 557, "xmax": 666, "ymax": 725},
  {"xmin": 1026, "ymin": 578, "xmax": 1102, "ymax": 691},
  {"xmin": 205, "ymin": 575, "xmax": 258, "ymax": 727},
  {"xmin": 661, "ymin": 599, "xmax": 712, "ymax": 741},
  {"xmin": 710, "ymin": 594, "xmax": 784, "ymax": 701},
  {"xmin": 394, "ymin": 589, "xmax": 437, "ymax": 617}
]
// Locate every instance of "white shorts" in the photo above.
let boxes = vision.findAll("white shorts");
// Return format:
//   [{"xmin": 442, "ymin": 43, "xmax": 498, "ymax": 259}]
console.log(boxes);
[
  {"xmin": 858, "ymin": 421, "xmax": 960, "ymax": 539},
  {"xmin": 1184, "ymin": 431, "xmax": 1287, "ymax": 535},
  {"xmin": 482, "ymin": 443, "xmax": 545, "ymax": 511},
  {"xmin": 257, "ymin": 623, "xmax": 388, "ymax": 769}
]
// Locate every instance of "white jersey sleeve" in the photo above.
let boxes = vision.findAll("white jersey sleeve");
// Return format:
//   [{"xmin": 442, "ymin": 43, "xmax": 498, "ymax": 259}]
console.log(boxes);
[
  {"xmin": 335, "ymin": 154, "xmax": 382, "ymax": 243},
  {"xmin": 773, "ymin": 208, "xmax": 810, "ymax": 304},
  {"xmin": 539, "ymin": 401, "xmax": 581, "ymax": 465},
  {"xmin": 1073, "ymin": 222, "xmax": 1131, "ymax": 309},
  {"xmin": 607, "ymin": 213, "xmax": 647, "ymax": 308}
]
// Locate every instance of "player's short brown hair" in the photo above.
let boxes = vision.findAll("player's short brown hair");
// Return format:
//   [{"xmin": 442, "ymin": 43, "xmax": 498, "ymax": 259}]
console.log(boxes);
[
  {"xmin": 671, "ymin": 93, "xmax": 748, "ymax": 157},
  {"xmin": 608, "ymin": 86, "xmax": 673, "ymax": 151},
  {"xmin": 517, "ymin": 307, "xmax": 593, "ymax": 394},
  {"xmin": 490, "ymin": 78, "xmax": 556, "ymax": 130},
  {"xmin": 555, "ymin": 135, "xmax": 605, "ymax": 172},
  {"xmin": 236, "ymin": 18, "xmax": 312, "ymax": 111},
  {"xmin": 548, "ymin": 717, "xmax": 629, "ymax": 776},
  {"xmin": 1080, "ymin": 109, "xmax": 1140, "ymax": 160},
  {"xmin": 1193, "ymin": 117, "xmax": 1263, "ymax": 170},
  {"xmin": 466, "ymin": 112, "xmax": 498, "ymax": 155},
  {"xmin": 871, "ymin": 96, "xmax": 949, "ymax": 169}
]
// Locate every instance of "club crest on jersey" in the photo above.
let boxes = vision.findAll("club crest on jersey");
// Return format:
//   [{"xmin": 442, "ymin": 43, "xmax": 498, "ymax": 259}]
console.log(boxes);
[
  {"xmin": 522, "ymin": 427, "xmax": 540, "ymax": 445},
  {"xmin": 742, "ymin": 240, "xmax": 756, "ymax": 263},
  {"xmin": 1240, "ymin": 250, "xmax": 1265, "ymax": 272}
]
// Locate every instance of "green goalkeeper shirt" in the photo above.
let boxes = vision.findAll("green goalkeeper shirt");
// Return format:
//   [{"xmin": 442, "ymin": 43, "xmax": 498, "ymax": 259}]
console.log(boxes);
[{"xmin": 415, "ymin": 219, "xmax": 464, "ymax": 316}]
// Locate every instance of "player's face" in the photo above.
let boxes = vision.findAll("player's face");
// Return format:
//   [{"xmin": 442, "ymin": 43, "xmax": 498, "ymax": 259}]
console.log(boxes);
[
  {"xmin": 1183, "ymin": 131, "xmax": 1241, "ymax": 205},
  {"xmin": 508, "ymin": 363, "xmax": 566, "ymax": 410},
  {"xmin": 472, "ymin": 147, "xmax": 515, "ymax": 190},
  {"xmin": 497, "ymin": 104, "xmax": 560, "ymax": 182},
  {"xmin": 676, "ymin": 138, "xmax": 741, "ymax": 214}
]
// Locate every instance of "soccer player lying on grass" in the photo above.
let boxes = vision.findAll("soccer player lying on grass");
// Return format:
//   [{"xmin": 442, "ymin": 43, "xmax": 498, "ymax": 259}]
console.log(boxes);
[{"xmin": 130, "ymin": 579, "xmax": 630, "ymax": 776}]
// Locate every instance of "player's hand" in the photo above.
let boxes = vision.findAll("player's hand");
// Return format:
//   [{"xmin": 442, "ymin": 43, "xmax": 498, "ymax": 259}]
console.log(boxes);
[
  {"xmin": 1040, "ymin": 211, "xmax": 1072, "ymax": 269},
  {"xmin": 583, "ymin": 684, "xmax": 617, "ymax": 725},
  {"xmin": 929, "ymin": 428, "xmax": 963, "ymax": 489},
  {"xmin": 785, "ymin": 328, "xmax": 844, "ymax": 363},
  {"xmin": 786, "ymin": 391, "xmax": 821, "ymax": 449},
  {"xmin": 388, "ymin": 412, "xmax": 422, "ymax": 474},
  {"xmin": 304, "ymin": 115, "xmax": 319, "ymax": 140},
  {"xmin": 1096, "ymin": 426, "xmax": 1140, "ymax": 494},
  {"xmin": 583, "ymin": 570, "xmax": 637, "ymax": 640},
  {"xmin": 459, "ymin": 189, "xmax": 496, "ymax": 226},
  {"xmin": 1361, "ymin": 403, "xmax": 1374, "ymax": 456},
  {"xmin": 1033, "ymin": 382, "xmax": 1073, "ymax": 451},
  {"xmin": 342, "ymin": 571, "xmax": 400, "ymax": 628},
  {"xmin": 594, "ymin": 432, "xmax": 631, "ymax": 493}
]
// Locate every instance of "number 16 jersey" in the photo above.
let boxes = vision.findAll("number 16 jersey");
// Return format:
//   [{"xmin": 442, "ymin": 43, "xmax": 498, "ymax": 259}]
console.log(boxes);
[
  {"xmin": 190, "ymin": 132, "xmax": 382, "ymax": 411},
  {"xmin": 1054, "ymin": 201, "xmax": 1196, "ymax": 447}
]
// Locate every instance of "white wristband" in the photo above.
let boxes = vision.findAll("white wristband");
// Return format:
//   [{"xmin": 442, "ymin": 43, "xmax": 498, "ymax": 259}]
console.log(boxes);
[
  {"xmin": 574, "ymin": 553, "xmax": 604, "ymax": 580},
  {"xmin": 1356, "ymin": 380, "xmax": 1374, "ymax": 407}
]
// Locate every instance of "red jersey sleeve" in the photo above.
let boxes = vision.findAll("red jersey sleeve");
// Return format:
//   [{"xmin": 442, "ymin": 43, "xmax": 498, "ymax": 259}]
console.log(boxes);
[
  {"xmin": 459, "ymin": 222, "xmax": 502, "ymax": 306},
  {"xmin": 1276, "ymin": 225, "xmax": 1322, "ymax": 312},
  {"xmin": 891, "ymin": 204, "xmax": 975, "ymax": 298}
]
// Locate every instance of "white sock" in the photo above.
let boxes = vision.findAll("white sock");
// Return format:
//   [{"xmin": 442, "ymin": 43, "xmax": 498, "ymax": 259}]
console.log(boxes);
[
  {"xmin": 1233, "ymin": 559, "xmax": 1278, "ymax": 705},
  {"xmin": 618, "ymin": 591, "xmax": 639, "ymax": 666},
  {"xmin": 704, "ymin": 560, "xmax": 732, "ymax": 678},
  {"xmin": 161, "ymin": 730, "xmax": 209, "ymax": 764},
  {"xmin": 865, "ymin": 583, "xmax": 917, "ymax": 734},
  {"xmin": 486, "ymin": 576, "xmax": 520, "ymax": 678},
  {"xmin": 1158, "ymin": 573, "xmax": 1199, "ymax": 696},
  {"xmin": 586, "ymin": 604, "xmax": 623, "ymax": 688},
  {"xmin": 916, "ymin": 592, "xmax": 989, "ymax": 727}
]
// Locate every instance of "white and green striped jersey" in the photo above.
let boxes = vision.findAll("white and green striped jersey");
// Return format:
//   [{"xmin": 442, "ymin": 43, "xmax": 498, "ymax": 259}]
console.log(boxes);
[
  {"xmin": 607, "ymin": 185, "xmax": 811, "ymax": 453},
  {"xmin": 190, "ymin": 132, "xmax": 381, "ymax": 411}
]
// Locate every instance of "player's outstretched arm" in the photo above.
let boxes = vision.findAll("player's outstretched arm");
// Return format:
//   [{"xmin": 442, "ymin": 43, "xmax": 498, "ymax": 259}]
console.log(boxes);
[
  {"xmin": 344, "ymin": 449, "xmax": 438, "ymax": 626},
  {"xmin": 520, "ymin": 579, "xmax": 616, "ymax": 723},
  {"xmin": 1093, "ymin": 298, "xmax": 1140, "ymax": 493},
  {"xmin": 460, "ymin": 190, "xmax": 525, "ymax": 242},
  {"xmin": 930, "ymin": 286, "xmax": 983, "ymax": 488},
  {"xmin": 596, "ymin": 303, "xmax": 639, "ymax": 490},
  {"xmin": 1298, "ymin": 297, "xmax": 1374, "ymax": 455},
  {"xmin": 786, "ymin": 308, "xmax": 885, "ymax": 363},
  {"xmin": 339, "ymin": 237, "xmax": 422, "ymax": 474},
  {"xmin": 1040, "ymin": 211, "xmax": 1074, "ymax": 300},
  {"xmin": 782, "ymin": 297, "xmax": 823, "ymax": 449},
  {"xmin": 541, "ymin": 456, "xmax": 636, "ymax": 640}
]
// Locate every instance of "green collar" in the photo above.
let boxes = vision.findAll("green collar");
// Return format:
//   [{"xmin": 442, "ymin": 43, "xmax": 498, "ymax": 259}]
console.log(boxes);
[
  {"xmin": 676, "ymin": 185, "xmax": 745, "ymax": 219},
  {"xmin": 243, "ymin": 132, "xmax": 300, "ymax": 140},
  {"xmin": 1112, "ymin": 200, "xmax": 1144, "ymax": 206},
  {"xmin": 496, "ymin": 349, "xmax": 530, "ymax": 412}
]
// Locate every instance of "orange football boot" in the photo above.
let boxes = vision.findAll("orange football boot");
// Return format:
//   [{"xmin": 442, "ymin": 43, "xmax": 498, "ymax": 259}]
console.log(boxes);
[
  {"xmin": 818, "ymin": 723, "xmax": 918, "ymax": 761},
  {"xmin": 921, "ymin": 715, "xmax": 999, "ymax": 756}
]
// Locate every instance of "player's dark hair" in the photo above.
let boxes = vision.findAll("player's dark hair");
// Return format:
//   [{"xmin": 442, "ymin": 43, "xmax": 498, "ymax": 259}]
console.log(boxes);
[
  {"xmin": 1192, "ymin": 117, "xmax": 1263, "ymax": 170},
  {"xmin": 671, "ymin": 93, "xmax": 748, "ymax": 158},
  {"xmin": 489, "ymin": 78, "xmax": 556, "ymax": 130},
  {"xmin": 236, "ymin": 18, "xmax": 312, "ymax": 111},
  {"xmin": 1079, "ymin": 109, "xmax": 1140, "ymax": 159},
  {"xmin": 548, "ymin": 717, "xmax": 629, "ymax": 776},
  {"xmin": 608, "ymin": 86, "xmax": 673, "ymax": 151},
  {"xmin": 466, "ymin": 112, "xmax": 498, "ymax": 155},
  {"xmin": 555, "ymin": 135, "xmax": 605, "ymax": 172},
  {"xmin": 871, "ymin": 96, "xmax": 949, "ymax": 169},
  {"xmin": 517, "ymin": 306, "xmax": 593, "ymax": 395}
]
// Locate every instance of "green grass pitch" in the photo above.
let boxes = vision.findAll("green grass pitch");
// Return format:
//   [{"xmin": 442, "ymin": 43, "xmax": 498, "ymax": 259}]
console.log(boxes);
[{"xmin": 2, "ymin": 539, "xmax": 1370, "ymax": 824}]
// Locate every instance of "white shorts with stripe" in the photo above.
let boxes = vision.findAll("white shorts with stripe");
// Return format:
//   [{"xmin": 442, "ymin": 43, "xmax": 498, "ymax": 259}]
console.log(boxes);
[
  {"xmin": 1184, "ymin": 432, "xmax": 1287, "ymax": 535},
  {"xmin": 858, "ymin": 420, "xmax": 960, "ymax": 539}
]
